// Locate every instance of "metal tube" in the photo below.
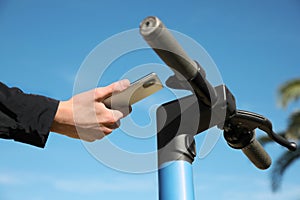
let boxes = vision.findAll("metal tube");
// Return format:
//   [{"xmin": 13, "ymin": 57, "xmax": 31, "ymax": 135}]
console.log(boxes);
[{"xmin": 159, "ymin": 161, "xmax": 195, "ymax": 200}]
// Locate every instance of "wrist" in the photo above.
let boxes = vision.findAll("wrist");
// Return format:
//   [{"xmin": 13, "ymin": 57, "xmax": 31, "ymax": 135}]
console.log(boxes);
[{"xmin": 50, "ymin": 100, "xmax": 74, "ymax": 132}]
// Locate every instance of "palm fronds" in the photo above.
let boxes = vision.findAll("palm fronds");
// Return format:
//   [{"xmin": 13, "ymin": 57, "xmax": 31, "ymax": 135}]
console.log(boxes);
[
  {"xmin": 265, "ymin": 78, "xmax": 300, "ymax": 192},
  {"xmin": 285, "ymin": 111, "xmax": 300, "ymax": 140},
  {"xmin": 278, "ymin": 79, "xmax": 300, "ymax": 108},
  {"xmin": 271, "ymin": 147, "xmax": 300, "ymax": 191}
]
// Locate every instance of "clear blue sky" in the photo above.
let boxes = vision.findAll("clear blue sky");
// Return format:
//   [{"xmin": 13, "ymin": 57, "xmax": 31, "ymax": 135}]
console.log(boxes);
[{"xmin": 0, "ymin": 0, "xmax": 300, "ymax": 199}]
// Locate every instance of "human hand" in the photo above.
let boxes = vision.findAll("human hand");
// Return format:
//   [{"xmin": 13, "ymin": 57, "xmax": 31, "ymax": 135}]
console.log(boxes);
[{"xmin": 51, "ymin": 79, "xmax": 131, "ymax": 142}]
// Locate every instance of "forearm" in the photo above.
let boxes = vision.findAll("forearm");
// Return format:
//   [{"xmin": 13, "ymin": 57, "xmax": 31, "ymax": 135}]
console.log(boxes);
[{"xmin": 0, "ymin": 82, "xmax": 59, "ymax": 148}]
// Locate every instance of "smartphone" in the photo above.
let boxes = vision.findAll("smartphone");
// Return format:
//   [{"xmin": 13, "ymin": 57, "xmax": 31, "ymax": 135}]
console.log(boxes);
[{"xmin": 103, "ymin": 73, "xmax": 163, "ymax": 108}]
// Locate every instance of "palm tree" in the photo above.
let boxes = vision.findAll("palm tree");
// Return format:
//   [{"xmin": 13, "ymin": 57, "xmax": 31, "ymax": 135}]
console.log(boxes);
[{"xmin": 259, "ymin": 78, "xmax": 300, "ymax": 192}]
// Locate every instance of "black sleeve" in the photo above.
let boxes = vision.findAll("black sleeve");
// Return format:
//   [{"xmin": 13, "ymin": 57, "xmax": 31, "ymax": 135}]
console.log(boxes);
[{"xmin": 0, "ymin": 82, "xmax": 59, "ymax": 148}]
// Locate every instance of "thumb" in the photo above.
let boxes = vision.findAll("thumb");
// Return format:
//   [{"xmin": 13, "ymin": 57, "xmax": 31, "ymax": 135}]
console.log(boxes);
[{"xmin": 95, "ymin": 79, "xmax": 130, "ymax": 101}]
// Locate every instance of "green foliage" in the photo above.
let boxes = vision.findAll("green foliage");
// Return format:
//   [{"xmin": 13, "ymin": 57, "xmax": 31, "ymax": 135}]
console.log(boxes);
[
  {"xmin": 259, "ymin": 78, "xmax": 300, "ymax": 192},
  {"xmin": 285, "ymin": 111, "xmax": 300, "ymax": 140},
  {"xmin": 271, "ymin": 148, "xmax": 300, "ymax": 191},
  {"xmin": 278, "ymin": 79, "xmax": 300, "ymax": 108}
]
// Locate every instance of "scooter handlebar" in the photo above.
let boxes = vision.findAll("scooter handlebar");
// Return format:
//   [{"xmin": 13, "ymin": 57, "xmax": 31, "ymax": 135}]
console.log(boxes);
[
  {"xmin": 140, "ymin": 16, "xmax": 199, "ymax": 81},
  {"xmin": 242, "ymin": 138, "xmax": 272, "ymax": 170},
  {"xmin": 140, "ymin": 16, "xmax": 218, "ymax": 106}
]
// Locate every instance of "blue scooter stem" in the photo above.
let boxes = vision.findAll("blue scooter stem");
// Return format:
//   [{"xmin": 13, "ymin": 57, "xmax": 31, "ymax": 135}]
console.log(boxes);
[{"xmin": 159, "ymin": 161, "xmax": 195, "ymax": 200}]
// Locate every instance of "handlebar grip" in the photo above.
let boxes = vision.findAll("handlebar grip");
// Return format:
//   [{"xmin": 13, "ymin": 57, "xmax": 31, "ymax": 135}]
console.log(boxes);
[
  {"xmin": 242, "ymin": 139, "xmax": 272, "ymax": 170},
  {"xmin": 140, "ymin": 16, "xmax": 218, "ymax": 106},
  {"xmin": 140, "ymin": 16, "xmax": 198, "ymax": 81}
]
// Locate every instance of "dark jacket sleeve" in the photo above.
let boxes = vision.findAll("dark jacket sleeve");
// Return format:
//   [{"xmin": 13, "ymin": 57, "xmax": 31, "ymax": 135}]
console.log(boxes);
[{"xmin": 0, "ymin": 82, "xmax": 59, "ymax": 148}]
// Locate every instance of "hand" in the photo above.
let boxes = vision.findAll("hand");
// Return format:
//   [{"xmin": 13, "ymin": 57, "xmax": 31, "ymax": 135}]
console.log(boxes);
[{"xmin": 50, "ymin": 79, "xmax": 131, "ymax": 142}]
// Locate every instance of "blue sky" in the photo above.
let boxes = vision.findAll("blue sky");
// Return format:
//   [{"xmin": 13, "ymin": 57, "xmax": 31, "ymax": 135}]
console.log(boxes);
[{"xmin": 0, "ymin": 0, "xmax": 300, "ymax": 199}]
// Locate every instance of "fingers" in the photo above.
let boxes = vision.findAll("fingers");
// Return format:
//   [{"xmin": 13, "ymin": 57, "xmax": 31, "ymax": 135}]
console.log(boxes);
[
  {"xmin": 75, "ymin": 122, "xmax": 120, "ymax": 142},
  {"xmin": 117, "ymin": 106, "xmax": 132, "ymax": 117},
  {"xmin": 97, "ymin": 108, "xmax": 123, "ymax": 130},
  {"xmin": 104, "ymin": 120, "xmax": 121, "ymax": 129},
  {"xmin": 73, "ymin": 80, "xmax": 131, "ymax": 142},
  {"xmin": 109, "ymin": 109, "xmax": 124, "ymax": 121},
  {"xmin": 76, "ymin": 111, "xmax": 126, "ymax": 142},
  {"xmin": 96, "ymin": 101, "xmax": 131, "ymax": 122},
  {"xmin": 95, "ymin": 79, "xmax": 130, "ymax": 101},
  {"xmin": 76, "ymin": 127, "xmax": 106, "ymax": 142},
  {"xmin": 100, "ymin": 107, "xmax": 131, "ymax": 126},
  {"xmin": 92, "ymin": 110, "xmax": 126, "ymax": 139},
  {"xmin": 85, "ymin": 101, "xmax": 131, "ymax": 142}
]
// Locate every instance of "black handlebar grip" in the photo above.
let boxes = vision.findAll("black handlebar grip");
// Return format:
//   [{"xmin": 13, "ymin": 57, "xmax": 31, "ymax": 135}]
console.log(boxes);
[
  {"xmin": 242, "ymin": 139, "xmax": 272, "ymax": 170},
  {"xmin": 140, "ymin": 16, "xmax": 199, "ymax": 81}
]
